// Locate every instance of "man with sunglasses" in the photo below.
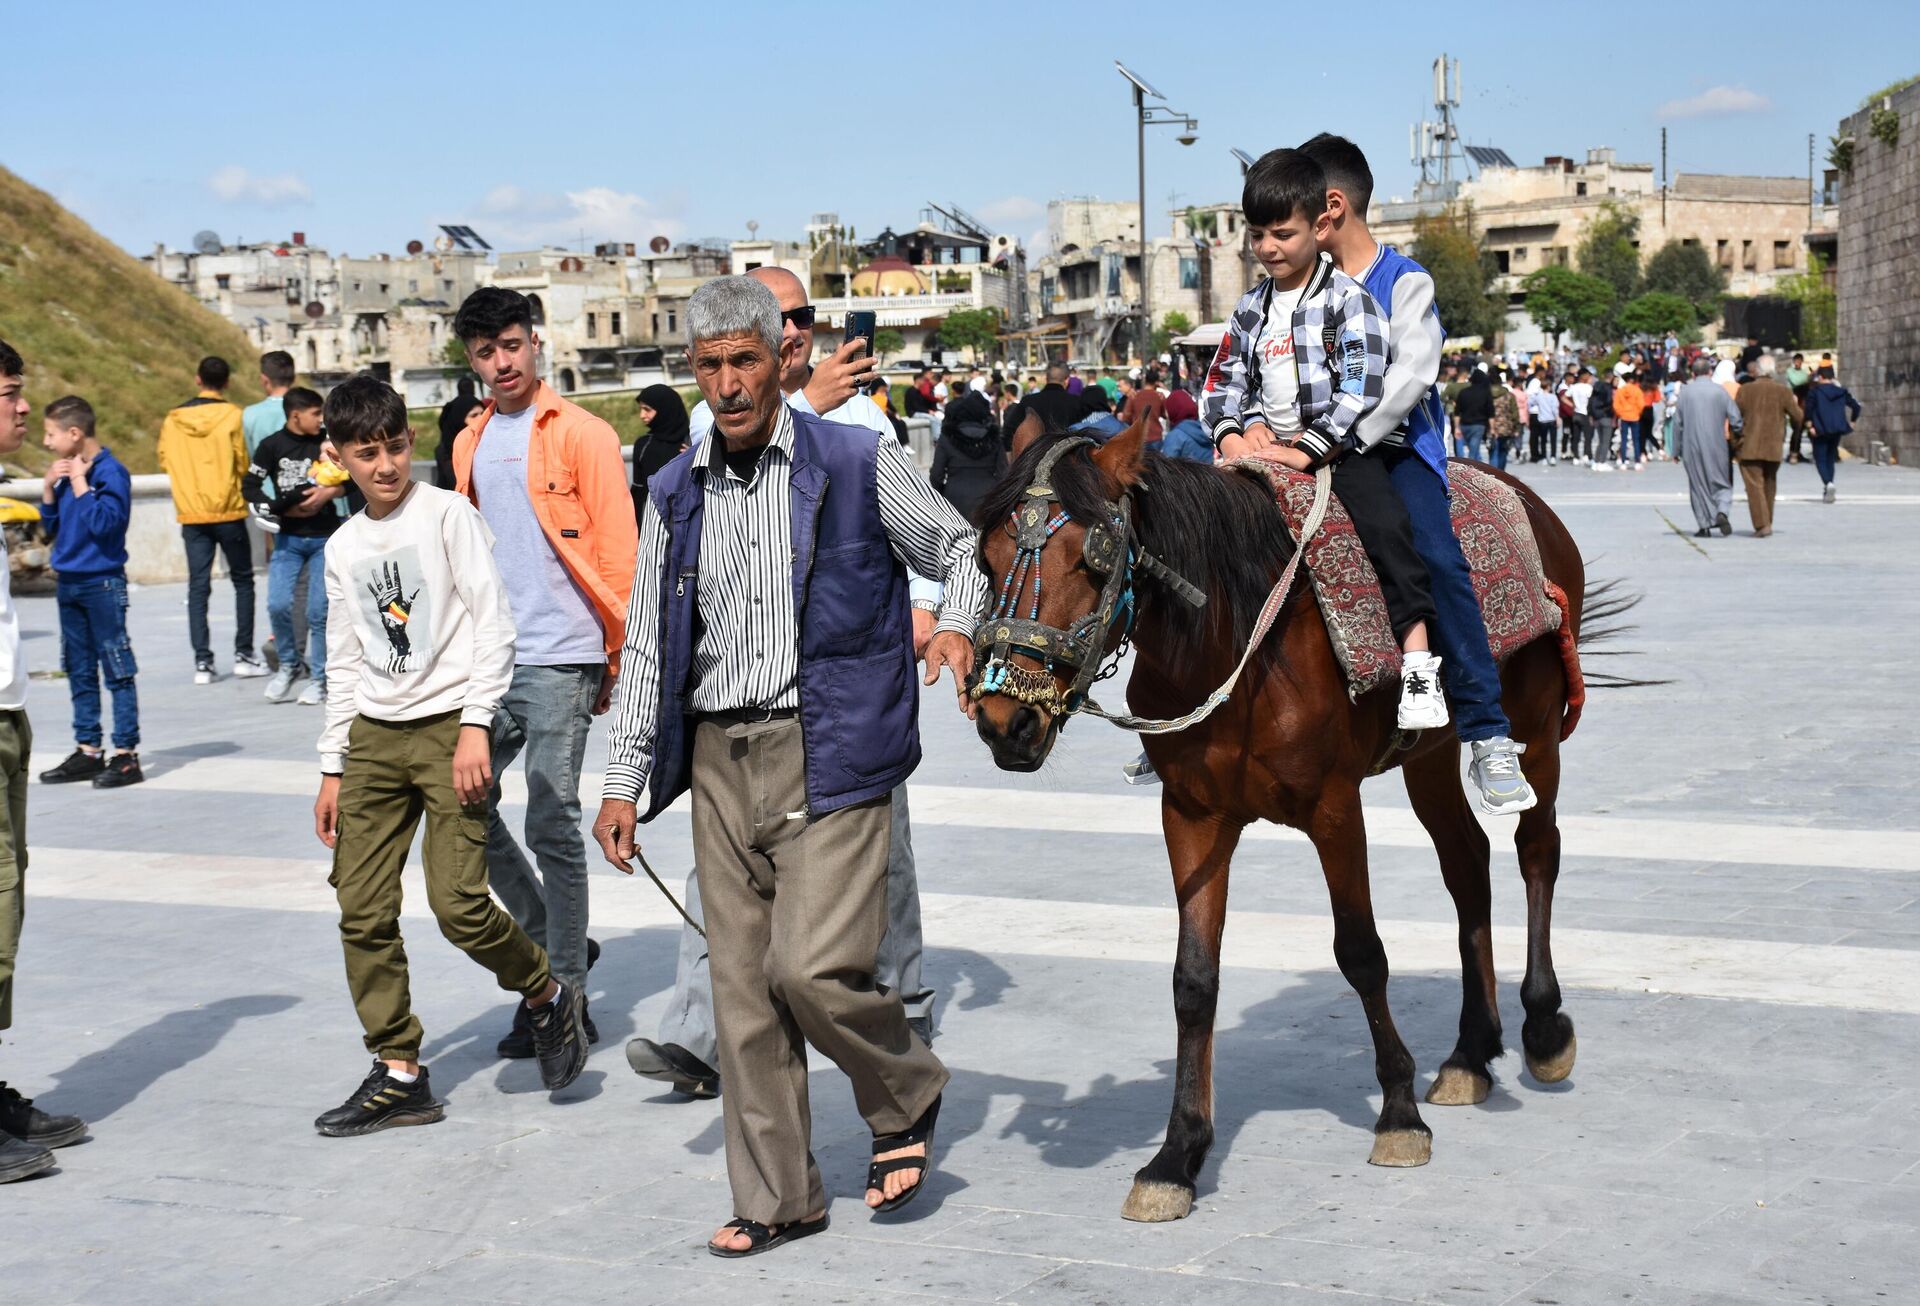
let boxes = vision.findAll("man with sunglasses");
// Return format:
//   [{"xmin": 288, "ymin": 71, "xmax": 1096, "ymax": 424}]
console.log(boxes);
[{"xmin": 629, "ymin": 266, "xmax": 944, "ymax": 1100}]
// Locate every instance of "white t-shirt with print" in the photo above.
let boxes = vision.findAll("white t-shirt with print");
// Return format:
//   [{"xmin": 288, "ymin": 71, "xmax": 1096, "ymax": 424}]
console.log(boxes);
[{"xmin": 1255, "ymin": 284, "xmax": 1307, "ymax": 437}]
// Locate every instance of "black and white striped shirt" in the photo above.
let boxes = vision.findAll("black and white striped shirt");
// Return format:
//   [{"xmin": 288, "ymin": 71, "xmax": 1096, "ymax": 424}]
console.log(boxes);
[{"xmin": 602, "ymin": 404, "xmax": 986, "ymax": 804}]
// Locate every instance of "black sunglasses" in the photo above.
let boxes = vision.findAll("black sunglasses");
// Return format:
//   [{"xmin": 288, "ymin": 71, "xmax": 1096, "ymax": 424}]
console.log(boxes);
[{"xmin": 780, "ymin": 306, "xmax": 817, "ymax": 329}]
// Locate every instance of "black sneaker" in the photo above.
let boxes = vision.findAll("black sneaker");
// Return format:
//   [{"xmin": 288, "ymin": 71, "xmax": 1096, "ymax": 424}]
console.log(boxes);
[
  {"xmin": 313, "ymin": 1062, "xmax": 444, "ymax": 1138},
  {"xmin": 91, "ymin": 753, "xmax": 144, "ymax": 789},
  {"xmin": 38, "ymin": 749, "xmax": 105, "ymax": 785},
  {"xmin": 497, "ymin": 937, "xmax": 599, "ymax": 1060},
  {"xmin": 0, "ymin": 1134, "xmax": 54, "ymax": 1183},
  {"xmin": 624, "ymin": 1038, "xmax": 720, "ymax": 1098},
  {"xmin": 530, "ymin": 982, "xmax": 588, "ymax": 1091},
  {"xmin": 0, "ymin": 1083, "xmax": 88, "ymax": 1149}
]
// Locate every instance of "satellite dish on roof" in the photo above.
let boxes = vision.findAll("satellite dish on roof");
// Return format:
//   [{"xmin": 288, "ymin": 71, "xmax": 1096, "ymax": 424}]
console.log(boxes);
[
  {"xmin": 433, "ymin": 234, "xmax": 455, "ymax": 253},
  {"xmin": 649, "ymin": 235, "xmax": 671, "ymax": 254},
  {"xmin": 406, "ymin": 239, "xmax": 425, "ymax": 255},
  {"xmin": 193, "ymin": 230, "xmax": 222, "ymax": 255},
  {"xmin": 304, "ymin": 300, "xmax": 326, "ymax": 320}
]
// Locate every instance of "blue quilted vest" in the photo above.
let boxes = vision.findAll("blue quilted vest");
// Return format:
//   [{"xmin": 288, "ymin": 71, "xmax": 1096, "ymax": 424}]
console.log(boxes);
[
  {"xmin": 640, "ymin": 410, "xmax": 920, "ymax": 821},
  {"xmin": 1363, "ymin": 244, "xmax": 1451, "ymax": 482}
]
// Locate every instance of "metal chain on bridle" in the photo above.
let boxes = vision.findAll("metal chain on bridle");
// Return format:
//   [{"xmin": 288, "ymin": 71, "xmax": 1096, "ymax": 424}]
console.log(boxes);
[{"xmin": 970, "ymin": 438, "xmax": 1332, "ymax": 737}]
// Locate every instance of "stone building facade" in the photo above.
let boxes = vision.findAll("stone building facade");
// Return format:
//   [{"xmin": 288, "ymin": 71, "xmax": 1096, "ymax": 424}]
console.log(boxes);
[{"xmin": 1835, "ymin": 81, "xmax": 1920, "ymax": 465}]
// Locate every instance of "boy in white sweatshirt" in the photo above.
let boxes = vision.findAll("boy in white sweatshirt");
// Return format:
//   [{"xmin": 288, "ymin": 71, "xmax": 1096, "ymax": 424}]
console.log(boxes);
[{"xmin": 310, "ymin": 375, "xmax": 587, "ymax": 1136}]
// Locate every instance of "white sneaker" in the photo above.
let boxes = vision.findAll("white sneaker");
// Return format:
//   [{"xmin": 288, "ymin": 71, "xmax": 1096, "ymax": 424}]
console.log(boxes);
[
  {"xmin": 233, "ymin": 653, "xmax": 271, "ymax": 680},
  {"xmin": 193, "ymin": 661, "xmax": 216, "ymax": 686},
  {"xmin": 263, "ymin": 666, "xmax": 303, "ymax": 703},
  {"xmin": 1469, "ymin": 737, "xmax": 1538, "ymax": 814},
  {"xmin": 1397, "ymin": 655, "xmax": 1450, "ymax": 731},
  {"xmin": 1121, "ymin": 751, "xmax": 1161, "ymax": 786},
  {"xmin": 1592, "ymin": 462, "xmax": 1613, "ymax": 473},
  {"xmin": 295, "ymin": 681, "xmax": 327, "ymax": 707},
  {"xmin": 1822, "ymin": 483, "xmax": 1836, "ymax": 504}
]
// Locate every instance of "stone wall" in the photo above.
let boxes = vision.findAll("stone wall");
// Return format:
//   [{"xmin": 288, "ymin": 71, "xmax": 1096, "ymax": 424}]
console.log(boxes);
[{"xmin": 1836, "ymin": 82, "xmax": 1920, "ymax": 466}]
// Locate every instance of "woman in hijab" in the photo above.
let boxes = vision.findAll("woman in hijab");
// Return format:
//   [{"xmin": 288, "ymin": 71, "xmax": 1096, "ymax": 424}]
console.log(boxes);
[
  {"xmin": 632, "ymin": 384, "xmax": 689, "ymax": 521},
  {"xmin": 929, "ymin": 384, "xmax": 1005, "ymax": 519}
]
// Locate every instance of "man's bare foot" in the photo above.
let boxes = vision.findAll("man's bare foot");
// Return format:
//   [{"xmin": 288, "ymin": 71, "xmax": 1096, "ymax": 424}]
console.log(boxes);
[
  {"xmin": 710, "ymin": 1212, "xmax": 824, "ymax": 1254},
  {"xmin": 865, "ymin": 1139, "xmax": 927, "ymax": 1207}
]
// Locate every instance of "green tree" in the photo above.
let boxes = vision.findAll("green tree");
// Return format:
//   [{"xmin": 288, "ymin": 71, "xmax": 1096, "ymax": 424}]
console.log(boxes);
[
  {"xmin": 1576, "ymin": 200, "xmax": 1642, "ymax": 332},
  {"xmin": 1410, "ymin": 205, "xmax": 1506, "ymax": 342},
  {"xmin": 869, "ymin": 327, "xmax": 905, "ymax": 363},
  {"xmin": 1618, "ymin": 292, "xmax": 1696, "ymax": 339},
  {"xmin": 1775, "ymin": 251, "xmax": 1837, "ymax": 347},
  {"xmin": 1521, "ymin": 267, "xmax": 1614, "ymax": 348},
  {"xmin": 934, "ymin": 307, "xmax": 1000, "ymax": 362},
  {"xmin": 1640, "ymin": 240, "xmax": 1728, "ymax": 326},
  {"xmin": 442, "ymin": 335, "xmax": 468, "ymax": 367},
  {"xmin": 1150, "ymin": 310, "xmax": 1195, "ymax": 358}
]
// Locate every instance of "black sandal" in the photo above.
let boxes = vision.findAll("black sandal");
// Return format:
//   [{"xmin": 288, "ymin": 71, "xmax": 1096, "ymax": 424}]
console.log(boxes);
[
  {"xmin": 707, "ymin": 1212, "xmax": 829, "ymax": 1259},
  {"xmin": 867, "ymin": 1094, "xmax": 941, "ymax": 1215}
]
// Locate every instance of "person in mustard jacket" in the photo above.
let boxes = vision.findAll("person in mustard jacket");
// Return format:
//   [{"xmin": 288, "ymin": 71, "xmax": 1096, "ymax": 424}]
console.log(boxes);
[
  {"xmin": 156, "ymin": 357, "xmax": 266, "ymax": 684},
  {"xmin": 451, "ymin": 290, "xmax": 638, "ymax": 1057}
]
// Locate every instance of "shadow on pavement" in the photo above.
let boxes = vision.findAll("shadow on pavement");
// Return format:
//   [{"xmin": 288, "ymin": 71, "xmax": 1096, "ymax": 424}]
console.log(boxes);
[{"xmin": 47, "ymin": 992, "xmax": 301, "ymax": 1121}]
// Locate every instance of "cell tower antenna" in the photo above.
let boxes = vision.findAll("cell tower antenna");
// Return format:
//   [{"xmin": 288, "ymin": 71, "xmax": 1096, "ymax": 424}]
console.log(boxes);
[{"xmin": 1410, "ymin": 54, "xmax": 1465, "ymax": 201}]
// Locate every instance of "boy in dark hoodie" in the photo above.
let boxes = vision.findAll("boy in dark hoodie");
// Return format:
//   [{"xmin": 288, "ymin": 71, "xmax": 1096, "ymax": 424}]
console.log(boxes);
[
  {"xmin": 244, "ymin": 387, "xmax": 346, "ymax": 706},
  {"xmin": 37, "ymin": 396, "xmax": 142, "ymax": 789}
]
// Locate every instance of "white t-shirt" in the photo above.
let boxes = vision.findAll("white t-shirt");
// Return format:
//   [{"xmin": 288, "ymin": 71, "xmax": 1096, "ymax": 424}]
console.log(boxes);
[
  {"xmin": 469, "ymin": 404, "xmax": 605, "ymax": 666},
  {"xmin": 319, "ymin": 484, "xmax": 517, "ymax": 773},
  {"xmin": 0, "ymin": 533, "xmax": 25, "ymax": 710},
  {"xmin": 1255, "ymin": 284, "xmax": 1307, "ymax": 437}
]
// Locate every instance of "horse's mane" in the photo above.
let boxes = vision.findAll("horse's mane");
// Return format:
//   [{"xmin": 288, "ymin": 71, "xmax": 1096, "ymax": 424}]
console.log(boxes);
[{"xmin": 976, "ymin": 434, "xmax": 1296, "ymax": 670}]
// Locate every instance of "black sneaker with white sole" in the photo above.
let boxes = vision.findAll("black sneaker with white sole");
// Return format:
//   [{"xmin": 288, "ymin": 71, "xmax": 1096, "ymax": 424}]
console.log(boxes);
[
  {"xmin": 530, "ymin": 981, "xmax": 589, "ymax": 1091},
  {"xmin": 313, "ymin": 1062, "xmax": 444, "ymax": 1137},
  {"xmin": 497, "ymin": 937, "xmax": 599, "ymax": 1059},
  {"xmin": 0, "ymin": 1083, "xmax": 88, "ymax": 1149},
  {"xmin": 38, "ymin": 749, "xmax": 105, "ymax": 785},
  {"xmin": 0, "ymin": 1134, "xmax": 54, "ymax": 1183}
]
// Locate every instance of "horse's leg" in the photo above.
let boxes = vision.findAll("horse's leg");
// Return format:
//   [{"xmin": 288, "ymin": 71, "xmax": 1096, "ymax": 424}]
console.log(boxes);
[
  {"xmin": 1512, "ymin": 727, "xmax": 1577, "ymax": 1083},
  {"xmin": 1122, "ymin": 804, "xmax": 1243, "ymax": 1223},
  {"xmin": 1402, "ymin": 743, "xmax": 1503, "ymax": 1105},
  {"xmin": 1309, "ymin": 786, "xmax": 1431, "ymax": 1166}
]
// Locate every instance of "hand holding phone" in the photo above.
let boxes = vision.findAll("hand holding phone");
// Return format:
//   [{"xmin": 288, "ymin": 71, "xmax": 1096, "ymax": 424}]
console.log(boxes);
[{"xmin": 844, "ymin": 310, "xmax": 877, "ymax": 359}]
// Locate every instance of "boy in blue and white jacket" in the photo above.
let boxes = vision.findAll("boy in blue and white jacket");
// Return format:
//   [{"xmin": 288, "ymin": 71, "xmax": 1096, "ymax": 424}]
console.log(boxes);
[
  {"xmin": 1298, "ymin": 133, "xmax": 1535, "ymax": 814},
  {"xmin": 1202, "ymin": 149, "xmax": 1445, "ymax": 735}
]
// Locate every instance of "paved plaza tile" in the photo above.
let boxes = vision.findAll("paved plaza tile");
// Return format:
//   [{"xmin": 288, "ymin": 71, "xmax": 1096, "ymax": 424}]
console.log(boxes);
[{"xmin": 1, "ymin": 458, "xmax": 1915, "ymax": 1303}]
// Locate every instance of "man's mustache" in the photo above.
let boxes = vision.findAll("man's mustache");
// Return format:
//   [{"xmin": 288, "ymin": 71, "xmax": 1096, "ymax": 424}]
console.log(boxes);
[{"xmin": 714, "ymin": 394, "xmax": 755, "ymax": 415}]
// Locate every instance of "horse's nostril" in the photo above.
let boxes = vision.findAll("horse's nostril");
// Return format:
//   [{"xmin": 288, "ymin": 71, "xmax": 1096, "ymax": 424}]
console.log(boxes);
[{"xmin": 1009, "ymin": 706, "xmax": 1041, "ymax": 747}]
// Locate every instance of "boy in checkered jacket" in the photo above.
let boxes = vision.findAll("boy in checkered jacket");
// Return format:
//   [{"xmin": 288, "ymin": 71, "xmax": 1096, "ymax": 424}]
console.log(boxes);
[{"xmin": 1202, "ymin": 148, "xmax": 1447, "ymax": 735}]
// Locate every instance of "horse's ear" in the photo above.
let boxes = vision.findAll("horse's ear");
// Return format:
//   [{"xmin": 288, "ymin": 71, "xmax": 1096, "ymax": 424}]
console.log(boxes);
[
  {"xmin": 1009, "ymin": 410, "xmax": 1045, "ymax": 460},
  {"xmin": 1091, "ymin": 415, "xmax": 1150, "ymax": 492}
]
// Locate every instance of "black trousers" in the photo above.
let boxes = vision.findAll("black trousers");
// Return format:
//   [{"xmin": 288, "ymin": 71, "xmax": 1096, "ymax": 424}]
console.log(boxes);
[
  {"xmin": 1528, "ymin": 418, "xmax": 1554, "ymax": 462},
  {"xmin": 1330, "ymin": 452, "xmax": 1436, "ymax": 643},
  {"xmin": 182, "ymin": 520, "xmax": 255, "ymax": 663}
]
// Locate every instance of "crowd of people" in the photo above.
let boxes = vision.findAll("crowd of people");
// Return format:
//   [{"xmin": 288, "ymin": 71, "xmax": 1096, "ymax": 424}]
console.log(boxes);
[{"xmin": 0, "ymin": 125, "xmax": 1876, "ymax": 1259}]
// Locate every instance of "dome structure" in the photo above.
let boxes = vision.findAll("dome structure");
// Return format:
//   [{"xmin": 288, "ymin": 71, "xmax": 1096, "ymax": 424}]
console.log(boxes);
[{"xmin": 850, "ymin": 255, "xmax": 927, "ymax": 297}]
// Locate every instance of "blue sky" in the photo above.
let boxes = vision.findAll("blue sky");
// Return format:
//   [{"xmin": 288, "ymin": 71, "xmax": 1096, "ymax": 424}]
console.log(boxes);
[{"xmin": 9, "ymin": 1, "xmax": 1911, "ymax": 260}]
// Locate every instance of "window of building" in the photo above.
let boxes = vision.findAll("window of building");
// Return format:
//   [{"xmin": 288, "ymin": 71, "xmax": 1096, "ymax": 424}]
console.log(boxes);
[
  {"xmin": 443, "ymin": 279, "xmax": 454, "ymax": 292},
  {"xmin": 667, "ymin": 310, "xmax": 677, "ymax": 333},
  {"xmin": 352, "ymin": 280, "xmax": 362, "ymax": 292},
  {"xmin": 1513, "ymin": 247, "xmax": 1528, "ymax": 263},
  {"xmin": 586, "ymin": 312, "xmax": 597, "ymax": 340},
  {"xmin": 1494, "ymin": 250, "xmax": 1511, "ymax": 273},
  {"xmin": 408, "ymin": 279, "xmax": 418, "ymax": 293},
  {"xmin": 1178, "ymin": 256, "xmax": 1200, "ymax": 289},
  {"xmin": 215, "ymin": 273, "xmax": 231, "ymax": 290},
  {"xmin": 1226, "ymin": 214, "xmax": 1237, "ymax": 234},
  {"xmin": 611, "ymin": 311, "xmax": 622, "ymax": 336},
  {"xmin": 651, "ymin": 312, "xmax": 660, "ymax": 336},
  {"xmin": 1742, "ymin": 240, "xmax": 1757, "ymax": 271},
  {"xmin": 1681, "ymin": 237, "xmax": 1700, "ymax": 247},
  {"xmin": 1716, "ymin": 239, "xmax": 1731, "ymax": 268},
  {"xmin": 378, "ymin": 283, "xmax": 390, "ymax": 295},
  {"xmin": 1773, "ymin": 240, "xmax": 1792, "ymax": 269},
  {"xmin": 1575, "ymin": 181, "xmax": 1588, "ymax": 196}
]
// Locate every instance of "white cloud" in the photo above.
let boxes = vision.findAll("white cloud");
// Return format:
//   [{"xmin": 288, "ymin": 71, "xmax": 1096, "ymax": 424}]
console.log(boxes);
[
  {"xmin": 976, "ymin": 195, "xmax": 1044, "ymax": 228},
  {"xmin": 208, "ymin": 165, "xmax": 312, "ymax": 206},
  {"xmin": 1657, "ymin": 86, "xmax": 1770, "ymax": 119},
  {"xmin": 473, "ymin": 184, "xmax": 683, "ymax": 247}
]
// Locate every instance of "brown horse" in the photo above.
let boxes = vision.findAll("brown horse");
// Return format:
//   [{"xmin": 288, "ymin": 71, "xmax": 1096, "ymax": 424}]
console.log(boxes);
[{"xmin": 970, "ymin": 419, "xmax": 1599, "ymax": 1223}]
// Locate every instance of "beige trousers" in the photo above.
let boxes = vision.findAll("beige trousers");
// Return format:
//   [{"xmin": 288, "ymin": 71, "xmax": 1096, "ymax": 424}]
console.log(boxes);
[{"xmin": 692, "ymin": 715, "xmax": 947, "ymax": 1224}]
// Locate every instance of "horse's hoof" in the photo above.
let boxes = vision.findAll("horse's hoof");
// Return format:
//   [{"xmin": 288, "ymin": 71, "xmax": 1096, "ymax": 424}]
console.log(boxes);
[
  {"xmin": 1526, "ymin": 1033, "xmax": 1578, "ymax": 1084},
  {"xmin": 1121, "ymin": 1179, "xmax": 1194, "ymax": 1222},
  {"xmin": 1425, "ymin": 1065, "xmax": 1492, "ymax": 1106},
  {"xmin": 1367, "ymin": 1129, "xmax": 1433, "ymax": 1168}
]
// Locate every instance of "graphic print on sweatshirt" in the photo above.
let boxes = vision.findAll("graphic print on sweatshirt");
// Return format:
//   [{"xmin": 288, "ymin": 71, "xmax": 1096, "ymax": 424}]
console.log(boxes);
[{"xmin": 352, "ymin": 546, "xmax": 436, "ymax": 675}]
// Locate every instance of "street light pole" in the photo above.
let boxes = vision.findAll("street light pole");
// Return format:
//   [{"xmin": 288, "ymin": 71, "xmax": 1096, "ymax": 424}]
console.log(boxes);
[{"xmin": 1137, "ymin": 83, "xmax": 1149, "ymax": 366}]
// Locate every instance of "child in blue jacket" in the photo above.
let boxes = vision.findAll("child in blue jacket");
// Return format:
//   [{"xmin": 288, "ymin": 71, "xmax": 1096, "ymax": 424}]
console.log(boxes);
[{"xmin": 37, "ymin": 396, "xmax": 142, "ymax": 788}]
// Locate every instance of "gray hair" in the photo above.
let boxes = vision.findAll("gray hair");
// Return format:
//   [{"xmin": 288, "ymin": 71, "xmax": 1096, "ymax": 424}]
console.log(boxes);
[
  {"xmin": 1692, "ymin": 356, "xmax": 1715, "ymax": 376},
  {"xmin": 1046, "ymin": 359, "xmax": 1069, "ymax": 383},
  {"xmin": 1754, "ymin": 353, "xmax": 1777, "ymax": 377},
  {"xmin": 686, "ymin": 276, "xmax": 781, "ymax": 358}
]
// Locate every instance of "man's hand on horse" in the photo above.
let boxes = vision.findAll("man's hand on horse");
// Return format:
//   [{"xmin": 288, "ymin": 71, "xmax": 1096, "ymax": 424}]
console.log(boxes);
[
  {"xmin": 593, "ymin": 799, "xmax": 639, "ymax": 874},
  {"xmin": 924, "ymin": 629, "xmax": 978, "ymax": 720},
  {"xmin": 1266, "ymin": 443, "xmax": 1314, "ymax": 470}
]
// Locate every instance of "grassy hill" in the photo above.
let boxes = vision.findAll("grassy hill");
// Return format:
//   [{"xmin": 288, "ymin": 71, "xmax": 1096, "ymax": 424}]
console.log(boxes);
[{"xmin": 0, "ymin": 165, "xmax": 261, "ymax": 474}]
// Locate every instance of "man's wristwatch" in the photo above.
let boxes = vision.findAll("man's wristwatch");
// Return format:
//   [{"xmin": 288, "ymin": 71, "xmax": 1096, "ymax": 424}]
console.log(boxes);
[{"xmin": 911, "ymin": 599, "xmax": 940, "ymax": 613}]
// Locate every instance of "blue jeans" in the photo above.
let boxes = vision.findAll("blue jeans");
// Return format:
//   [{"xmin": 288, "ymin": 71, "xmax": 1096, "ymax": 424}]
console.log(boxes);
[
  {"xmin": 267, "ymin": 534, "xmax": 330, "ymax": 682},
  {"xmin": 1490, "ymin": 434, "xmax": 1512, "ymax": 471},
  {"xmin": 1618, "ymin": 420, "xmax": 1640, "ymax": 464},
  {"xmin": 182, "ymin": 520, "xmax": 255, "ymax": 663},
  {"xmin": 1459, "ymin": 424, "xmax": 1486, "ymax": 463},
  {"xmin": 1383, "ymin": 449, "xmax": 1511, "ymax": 743},
  {"xmin": 58, "ymin": 575, "xmax": 139, "ymax": 751},
  {"xmin": 1810, "ymin": 433, "xmax": 1841, "ymax": 485},
  {"xmin": 486, "ymin": 663, "xmax": 603, "ymax": 988}
]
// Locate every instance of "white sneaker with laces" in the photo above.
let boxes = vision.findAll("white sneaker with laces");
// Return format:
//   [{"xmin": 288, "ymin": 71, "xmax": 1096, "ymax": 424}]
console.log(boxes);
[
  {"xmin": 296, "ymin": 680, "xmax": 327, "ymax": 707},
  {"xmin": 233, "ymin": 653, "xmax": 271, "ymax": 680},
  {"xmin": 1397, "ymin": 655, "xmax": 1450, "ymax": 731},
  {"xmin": 193, "ymin": 663, "xmax": 216, "ymax": 686},
  {"xmin": 264, "ymin": 666, "xmax": 303, "ymax": 703},
  {"xmin": 1468, "ymin": 736, "xmax": 1538, "ymax": 814}
]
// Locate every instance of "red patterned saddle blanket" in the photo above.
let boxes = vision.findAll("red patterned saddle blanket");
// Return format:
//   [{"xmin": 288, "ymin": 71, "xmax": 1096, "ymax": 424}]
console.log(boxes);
[{"xmin": 1229, "ymin": 459, "xmax": 1563, "ymax": 700}]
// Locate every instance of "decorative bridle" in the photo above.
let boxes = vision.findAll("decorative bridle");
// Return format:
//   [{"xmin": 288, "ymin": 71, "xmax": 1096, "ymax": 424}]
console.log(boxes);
[
  {"xmin": 970, "ymin": 439, "xmax": 1336, "ymax": 737},
  {"xmin": 969, "ymin": 437, "xmax": 1206, "ymax": 719}
]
